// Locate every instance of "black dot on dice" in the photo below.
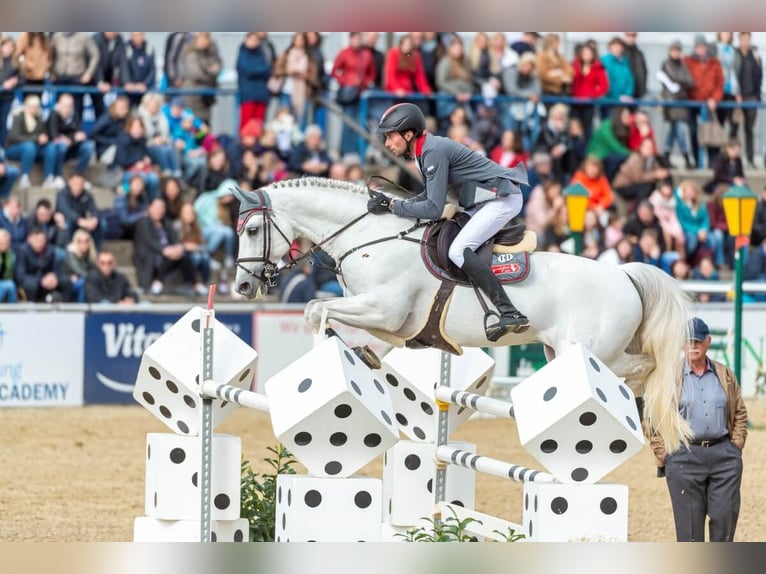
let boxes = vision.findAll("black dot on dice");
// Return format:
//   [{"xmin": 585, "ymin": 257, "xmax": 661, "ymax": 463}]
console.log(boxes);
[
  {"xmin": 403, "ymin": 388, "xmax": 416, "ymax": 401},
  {"xmin": 588, "ymin": 357, "xmax": 601, "ymax": 372},
  {"xmin": 166, "ymin": 380, "xmax": 178, "ymax": 393},
  {"xmin": 177, "ymin": 420, "xmax": 189, "ymax": 434},
  {"xmin": 625, "ymin": 416, "xmax": 637, "ymax": 431},
  {"xmin": 619, "ymin": 385, "xmax": 631, "ymax": 400},
  {"xmin": 184, "ymin": 395, "xmax": 196, "ymax": 408},
  {"xmin": 600, "ymin": 497, "xmax": 618, "ymax": 515},
  {"xmin": 169, "ymin": 448, "xmax": 186, "ymax": 464},
  {"xmin": 234, "ymin": 529, "xmax": 244, "ymax": 542},
  {"xmin": 350, "ymin": 381, "xmax": 362, "ymax": 396},
  {"xmin": 191, "ymin": 319, "xmax": 201, "ymax": 332},
  {"xmin": 395, "ymin": 413, "xmax": 408, "ymax": 426},
  {"xmin": 404, "ymin": 454, "xmax": 421, "ymax": 470},
  {"xmin": 159, "ymin": 406, "xmax": 171, "ymax": 419},
  {"xmin": 148, "ymin": 366, "xmax": 161, "ymax": 380},
  {"xmin": 364, "ymin": 433, "xmax": 382, "ymax": 447},
  {"xmin": 540, "ymin": 439, "xmax": 558, "ymax": 453},
  {"xmin": 385, "ymin": 373, "xmax": 399, "ymax": 387},
  {"xmin": 277, "ymin": 486, "xmax": 282, "ymax": 503},
  {"xmin": 610, "ymin": 439, "xmax": 627, "ymax": 454},
  {"xmin": 551, "ymin": 496, "xmax": 568, "ymax": 514},
  {"xmin": 287, "ymin": 489, "xmax": 292, "ymax": 506},
  {"xmin": 147, "ymin": 444, "xmax": 151, "ymax": 460},
  {"xmin": 334, "ymin": 404, "xmax": 352, "ymax": 418},
  {"xmin": 330, "ymin": 432, "xmax": 347, "ymax": 446},
  {"xmin": 154, "ymin": 492, "xmax": 157, "ymax": 508},
  {"xmin": 528, "ymin": 521, "xmax": 533, "ymax": 537},
  {"xmin": 354, "ymin": 491, "xmax": 372, "ymax": 509},
  {"xmin": 579, "ymin": 411, "xmax": 597, "ymax": 426},
  {"xmin": 381, "ymin": 410, "xmax": 392, "ymax": 425},
  {"xmin": 476, "ymin": 376, "xmax": 487, "ymax": 389},
  {"xmin": 388, "ymin": 498, "xmax": 392, "ymax": 513},
  {"xmin": 211, "ymin": 532, "xmax": 217, "ymax": 542},
  {"xmin": 596, "ymin": 388, "xmax": 607, "ymax": 403},
  {"xmin": 571, "ymin": 467, "xmax": 589, "ymax": 482},
  {"xmin": 195, "ymin": 374, "xmax": 199, "ymax": 385},
  {"xmin": 191, "ymin": 472, "xmax": 198, "ymax": 487},
  {"xmin": 239, "ymin": 369, "xmax": 251, "ymax": 382},
  {"xmin": 282, "ymin": 513, "xmax": 286, "ymax": 530},
  {"xmin": 298, "ymin": 378, "xmax": 312, "ymax": 393},
  {"xmin": 421, "ymin": 402, "xmax": 433, "ymax": 415},
  {"xmin": 325, "ymin": 461, "xmax": 342, "ymax": 475},
  {"xmin": 534, "ymin": 495, "xmax": 538, "ymax": 512},
  {"xmin": 142, "ymin": 392, "xmax": 155, "ymax": 405},
  {"xmin": 413, "ymin": 427, "xmax": 426, "ymax": 440},
  {"xmin": 543, "ymin": 387, "xmax": 557, "ymax": 401},
  {"xmin": 427, "ymin": 479, "xmax": 433, "ymax": 493},
  {"xmin": 294, "ymin": 431, "xmax": 312, "ymax": 446},
  {"xmin": 450, "ymin": 500, "xmax": 464, "ymax": 507},
  {"xmin": 343, "ymin": 350, "xmax": 356, "ymax": 365},
  {"xmin": 575, "ymin": 440, "xmax": 593, "ymax": 454},
  {"xmin": 525, "ymin": 493, "xmax": 529, "ymax": 510},
  {"xmin": 373, "ymin": 379, "xmax": 385, "ymax": 394},
  {"xmin": 214, "ymin": 494, "xmax": 230, "ymax": 510}
]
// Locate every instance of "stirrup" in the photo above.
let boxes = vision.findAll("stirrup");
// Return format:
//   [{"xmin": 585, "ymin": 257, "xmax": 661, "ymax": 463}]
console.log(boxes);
[
  {"xmin": 353, "ymin": 345, "xmax": 382, "ymax": 370},
  {"xmin": 483, "ymin": 311, "xmax": 530, "ymax": 341}
]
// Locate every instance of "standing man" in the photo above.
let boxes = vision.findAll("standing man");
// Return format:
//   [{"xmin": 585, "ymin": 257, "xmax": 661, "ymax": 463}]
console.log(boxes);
[
  {"xmin": 733, "ymin": 32, "xmax": 762, "ymax": 169},
  {"xmin": 622, "ymin": 33, "xmax": 648, "ymax": 99},
  {"xmin": 651, "ymin": 317, "xmax": 748, "ymax": 542}
]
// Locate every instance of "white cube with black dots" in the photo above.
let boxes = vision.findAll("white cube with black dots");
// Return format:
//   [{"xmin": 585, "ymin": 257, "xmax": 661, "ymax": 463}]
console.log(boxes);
[
  {"xmin": 133, "ymin": 517, "xmax": 249, "ymax": 542},
  {"xmin": 265, "ymin": 336, "xmax": 399, "ymax": 478},
  {"xmin": 382, "ymin": 440, "xmax": 476, "ymax": 527},
  {"xmin": 274, "ymin": 475, "xmax": 382, "ymax": 542},
  {"xmin": 511, "ymin": 343, "xmax": 644, "ymax": 484},
  {"xmin": 134, "ymin": 307, "xmax": 258, "ymax": 436},
  {"xmin": 379, "ymin": 347, "xmax": 495, "ymax": 442},
  {"xmin": 144, "ymin": 433, "xmax": 241, "ymax": 520},
  {"xmin": 522, "ymin": 481, "xmax": 628, "ymax": 542}
]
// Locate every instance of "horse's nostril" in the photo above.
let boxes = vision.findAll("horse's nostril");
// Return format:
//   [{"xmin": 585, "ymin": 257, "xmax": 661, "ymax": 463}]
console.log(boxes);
[{"xmin": 238, "ymin": 282, "xmax": 251, "ymax": 294}]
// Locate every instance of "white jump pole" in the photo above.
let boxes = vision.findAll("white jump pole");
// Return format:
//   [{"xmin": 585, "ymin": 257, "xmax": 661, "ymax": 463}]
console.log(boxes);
[
  {"xmin": 434, "ymin": 387, "xmax": 515, "ymax": 419},
  {"xmin": 200, "ymin": 381, "xmax": 270, "ymax": 413},
  {"xmin": 436, "ymin": 446, "xmax": 555, "ymax": 484}
]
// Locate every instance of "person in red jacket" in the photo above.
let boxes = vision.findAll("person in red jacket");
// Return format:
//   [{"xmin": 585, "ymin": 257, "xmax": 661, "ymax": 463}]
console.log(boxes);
[
  {"xmin": 571, "ymin": 41, "xmax": 609, "ymax": 140},
  {"xmin": 383, "ymin": 34, "xmax": 432, "ymax": 97},
  {"xmin": 684, "ymin": 34, "xmax": 724, "ymax": 168}
]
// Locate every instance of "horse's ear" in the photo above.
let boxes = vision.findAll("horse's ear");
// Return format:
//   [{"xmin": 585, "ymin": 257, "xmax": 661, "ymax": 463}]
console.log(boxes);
[{"xmin": 230, "ymin": 185, "xmax": 248, "ymax": 203}]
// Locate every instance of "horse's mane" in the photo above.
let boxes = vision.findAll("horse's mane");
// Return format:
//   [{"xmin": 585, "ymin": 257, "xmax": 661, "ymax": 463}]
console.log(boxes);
[{"xmin": 269, "ymin": 177, "xmax": 369, "ymax": 196}]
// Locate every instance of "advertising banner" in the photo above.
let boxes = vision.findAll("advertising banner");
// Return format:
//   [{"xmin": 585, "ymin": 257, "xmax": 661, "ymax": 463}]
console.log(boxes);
[
  {"xmin": 0, "ymin": 312, "xmax": 85, "ymax": 407},
  {"xmin": 84, "ymin": 310, "xmax": 253, "ymax": 405}
]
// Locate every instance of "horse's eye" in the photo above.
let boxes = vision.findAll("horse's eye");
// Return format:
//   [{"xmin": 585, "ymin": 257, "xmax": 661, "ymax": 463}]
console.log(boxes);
[{"xmin": 247, "ymin": 227, "xmax": 259, "ymax": 237}]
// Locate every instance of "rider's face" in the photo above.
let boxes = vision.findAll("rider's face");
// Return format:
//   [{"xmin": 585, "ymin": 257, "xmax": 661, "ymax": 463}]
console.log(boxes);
[{"xmin": 384, "ymin": 131, "xmax": 411, "ymax": 156}]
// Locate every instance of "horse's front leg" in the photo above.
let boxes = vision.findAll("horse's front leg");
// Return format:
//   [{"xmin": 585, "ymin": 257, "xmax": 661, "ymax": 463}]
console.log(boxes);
[{"xmin": 305, "ymin": 293, "xmax": 408, "ymax": 335}]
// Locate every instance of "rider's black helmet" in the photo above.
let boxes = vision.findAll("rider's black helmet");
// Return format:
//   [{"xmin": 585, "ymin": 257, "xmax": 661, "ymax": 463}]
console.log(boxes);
[{"xmin": 375, "ymin": 103, "xmax": 426, "ymax": 136}]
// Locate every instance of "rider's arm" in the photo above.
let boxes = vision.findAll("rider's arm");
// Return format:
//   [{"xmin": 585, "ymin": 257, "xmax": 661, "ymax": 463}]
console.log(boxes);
[{"xmin": 391, "ymin": 150, "xmax": 448, "ymax": 219}]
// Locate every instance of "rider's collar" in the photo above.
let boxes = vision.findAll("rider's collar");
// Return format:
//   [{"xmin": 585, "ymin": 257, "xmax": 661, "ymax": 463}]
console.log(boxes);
[{"xmin": 414, "ymin": 133, "xmax": 427, "ymax": 158}]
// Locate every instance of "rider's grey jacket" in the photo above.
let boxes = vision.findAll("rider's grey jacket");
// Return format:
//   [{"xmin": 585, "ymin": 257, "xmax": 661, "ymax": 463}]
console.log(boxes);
[{"xmin": 391, "ymin": 133, "xmax": 528, "ymax": 220}]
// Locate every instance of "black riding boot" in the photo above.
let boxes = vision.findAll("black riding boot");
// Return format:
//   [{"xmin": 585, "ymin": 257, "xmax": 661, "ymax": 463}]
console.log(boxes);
[{"xmin": 460, "ymin": 248, "xmax": 529, "ymax": 341}]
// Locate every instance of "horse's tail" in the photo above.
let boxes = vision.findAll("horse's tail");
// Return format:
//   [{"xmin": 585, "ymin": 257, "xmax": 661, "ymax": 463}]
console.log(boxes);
[{"xmin": 621, "ymin": 262, "xmax": 693, "ymax": 454}]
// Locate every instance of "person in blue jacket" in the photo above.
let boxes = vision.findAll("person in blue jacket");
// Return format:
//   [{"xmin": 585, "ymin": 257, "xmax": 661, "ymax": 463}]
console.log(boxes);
[{"xmin": 236, "ymin": 32, "xmax": 273, "ymax": 133}]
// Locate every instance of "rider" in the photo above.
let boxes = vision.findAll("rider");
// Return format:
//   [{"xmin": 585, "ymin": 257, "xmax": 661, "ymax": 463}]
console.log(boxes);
[{"xmin": 367, "ymin": 102, "xmax": 530, "ymax": 341}]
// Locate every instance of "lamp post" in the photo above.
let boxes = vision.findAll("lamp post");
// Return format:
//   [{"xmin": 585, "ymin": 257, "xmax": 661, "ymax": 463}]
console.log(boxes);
[
  {"xmin": 563, "ymin": 183, "xmax": 589, "ymax": 255},
  {"xmin": 722, "ymin": 185, "xmax": 758, "ymax": 386}
]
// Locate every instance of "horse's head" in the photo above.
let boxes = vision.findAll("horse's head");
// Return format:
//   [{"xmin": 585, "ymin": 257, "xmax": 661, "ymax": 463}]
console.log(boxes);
[{"xmin": 232, "ymin": 185, "xmax": 294, "ymax": 299}]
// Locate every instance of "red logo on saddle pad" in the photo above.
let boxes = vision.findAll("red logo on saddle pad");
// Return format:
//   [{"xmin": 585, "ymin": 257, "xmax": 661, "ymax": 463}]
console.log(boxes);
[{"xmin": 492, "ymin": 263, "xmax": 520, "ymax": 275}]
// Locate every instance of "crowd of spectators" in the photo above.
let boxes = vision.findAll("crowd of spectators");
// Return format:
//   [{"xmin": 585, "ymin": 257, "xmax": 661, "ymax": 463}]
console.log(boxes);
[{"xmin": 0, "ymin": 31, "xmax": 764, "ymax": 305}]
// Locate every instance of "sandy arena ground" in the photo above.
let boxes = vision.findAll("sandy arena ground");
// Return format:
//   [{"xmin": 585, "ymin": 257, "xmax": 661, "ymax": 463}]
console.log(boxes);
[{"xmin": 1, "ymin": 400, "xmax": 765, "ymax": 542}]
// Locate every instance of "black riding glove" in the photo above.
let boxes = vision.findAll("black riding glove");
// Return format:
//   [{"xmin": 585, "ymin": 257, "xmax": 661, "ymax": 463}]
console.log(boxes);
[{"xmin": 367, "ymin": 192, "xmax": 392, "ymax": 215}]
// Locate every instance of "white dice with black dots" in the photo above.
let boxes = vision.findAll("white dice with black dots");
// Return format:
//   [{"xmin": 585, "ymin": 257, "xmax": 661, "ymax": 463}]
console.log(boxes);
[
  {"xmin": 522, "ymin": 481, "xmax": 629, "ymax": 541},
  {"xmin": 383, "ymin": 440, "xmax": 476, "ymax": 526},
  {"xmin": 133, "ymin": 517, "xmax": 250, "ymax": 542},
  {"xmin": 511, "ymin": 343, "xmax": 644, "ymax": 484},
  {"xmin": 274, "ymin": 475, "xmax": 383, "ymax": 542},
  {"xmin": 133, "ymin": 307, "xmax": 258, "ymax": 436},
  {"xmin": 143, "ymin": 433, "xmax": 241, "ymax": 521},
  {"xmin": 265, "ymin": 336, "xmax": 399, "ymax": 478},
  {"xmin": 378, "ymin": 347, "xmax": 495, "ymax": 442}
]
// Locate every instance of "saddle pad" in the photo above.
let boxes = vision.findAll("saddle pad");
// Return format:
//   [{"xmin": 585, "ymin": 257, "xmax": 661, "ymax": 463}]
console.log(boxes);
[{"xmin": 491, "ymin": 252, "xmax": 530, "ymax": 284}]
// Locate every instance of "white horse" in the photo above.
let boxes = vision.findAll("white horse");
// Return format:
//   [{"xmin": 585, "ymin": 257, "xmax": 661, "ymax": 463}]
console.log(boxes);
[{"xmin": 232, "ymin": 178, "xmax": 692, "ymax": 453}]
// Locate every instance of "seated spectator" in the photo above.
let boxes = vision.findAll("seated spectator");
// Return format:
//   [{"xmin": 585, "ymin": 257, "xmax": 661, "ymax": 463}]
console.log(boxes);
[
  {"xmin": 744, "ymin": 236, "xmax": 766, "ymax": 302},
  {"xmin": 90, "ymin": 95, "xmax": 131, "ymax": 167},
  {"xmin": 525, "ymin": 179, "xmax": 564, "ymax": 235},
  {"xmin": 62, "ymin": 229, "xmax": 96, "ymax": 302},
  {"xmin": 623, "ymin": 199, "xmax": 666, "ymax": 251},
  {"xmin": 627, "ymin": 109, "xmax": 656, "ymax": 152},
  {"xmin": 489, "ymin": 129, "xmax": 528, "ymax": 169},
  {"xmin": 434, "ymin": 34, "xmax": 474, "ymax": 131},
  {"xmin": 202, "ymin": 148, "xmax": 230, "ymax": 194},
  {"xmin": 114, "ymin": 174, "xmax": 150, "ymax": 239},
  {"xmin": 14, "ymin": 226, "xmax": 72, "ymax": 302},
  {"xmin": 586, "ymin": 105, "xmax": 632, "ymax": 181},
  {"xmin": 288, "ymin": 124, "xmax": 331, "ymax": 177},
  {"xmin": 0, "ymin": 145, "xmax": 20, "ymax": 199},
  {"xmin": 692, "ymin": 255, "xmax": 726, "ymax": 303},
  {"xmin": 566, "ymin": 117, "xmax": 587, "ymax": 175},
  {"xmin": 164, "ymin": 100, "xmax": 209, "ymax": 191},
  {"xmin": 470, "ymin": 103, "xmax": 502, "ymax": 153},
  {"xmin": 669, "ymin": 257, "xmax": 692, "ymax": 280},
  {"xmin": 84, "ymin": 250, "xmax": 139, "ymax": 304},
  {"xmin": 532, "ymin": 103, "xmax": 570, "ymax": 182},
  {"xmin": 676, "ymin": 179, "xmax": 725, "ymax": 267},
  {"xmin": 55, "ymin": 172, "xmax": 104, "ymax": 249},
  {"xmin": 252, "ymin": 150, "xmax": 288, "ymax": 188},
  {"xmin": 0, "ymin": 195, "xmax": 28, "ymax": 254},
  {"xmin": 266, "ymin": 107, "xmax": 303, "ymax": 162},
  {"xmin": 4, "ymin": 94, "xmax": 55, "ymax": 189},
  {"xmin": 193, "ymin": 178, "xmax": 238, "ymax": 294},
  {"xmin": 123, "ymin": 32, "xmax": 156, "ymax": 108},
  {"xmin": 132, "ymin": 198, "xmax": 200, "ymax": 296},
  {"xmin": 603, "ymin": 211, "xmax": 625, "ymax": 249},
  {"xmin": 311, "ymin": 247, "xmax": 342, "ymax": 296},
  {"xmin": 707, "ymin": 183, "xmax": 734, "ymax": 268},
  {"xmin": 137, "ymin": 92, "xmax": 181, "ymax": 177},
  {"xmin": 442, "ymin": 105, "xmax": 472, "ymax": 138},
  {"xmin": 26, "ymin": 198, "xmax": 68, "ymax": 253},
  {"xmin": 279, "ymin": 260, "xmax": 316, "ymax": 303},
  {"xmin": 569, "ymin": 156, "xmax": 614, "ymax": 216},
  {"xmin": 47, "ymin": 92, "xmax": 95, "ymax": 188},
  {"xmin": 346, "ymin": 163, "xmax": 365, "ymax": 185},
  {"xmin": 632, "ymin": 227, "xmax": 678, "ymax": 273},
  {"xmin": 597, "ymin": 237, "xmax": 634, "ymax": 265},
  {"xmin": 540, "ymin": 199, "xmax": 572, "ymax": 251},
  {"xmin": 159, "ymin": 176, "xmax": 185, "ymax": 226},
  {"xmin": 580, "ymin": 210, "xmax": 606, "ymax": 260},
  {"xmin": 174, "ymin": 202, "xmax": 211, "ymax": 294},
  {"xmin": 704, "ymin": 139, "xmax": 746, "ymax": 194},
  {"xmin": 328, "ymin": 161, "xmax": 347, "ymax": 181},
  {"xmin": 612, "ymin": 138, "xmax": 672, "ymax": 214},
  {"xmin": 226, "ymin": 118, "xmax": 261, "ymax": 181},
  {"xmin": 524, "ymin": 151, "xmax": 554, "ymax": 204},
  {"xmin": 649, "ymin": 181, "xmax": 685, "ymax": 259},
  {"xmin": 0, "ymin": 228, "xmax": 17, "ymax": 302},
  {"xmin": 0, "ymin": 37, "xmax": 20, "ymax": 147},
  {"xmin": 448, "ymin": 123, "xmax": 485, "ymax": 154},
  {"xmin": 115, "ymin": 116, "xmax": 160, "ymax": 199}
]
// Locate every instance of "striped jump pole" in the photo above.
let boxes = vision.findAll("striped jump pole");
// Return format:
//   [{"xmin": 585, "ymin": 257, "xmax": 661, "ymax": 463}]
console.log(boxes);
[
  {"xmin": 200, "ymin": 381, "xmax": 270, "ymax": 413},
  {"xmin": 436, "ymin": 446, "xmax": 555, "ymax": 484},
  {"xmin": 434, "ymin": 387, "xmax": 515, "ymax": 419}
]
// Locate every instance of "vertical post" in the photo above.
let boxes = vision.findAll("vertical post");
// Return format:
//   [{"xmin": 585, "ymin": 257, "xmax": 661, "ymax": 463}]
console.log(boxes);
[
  {"xmin": 733, "ymin": 238, "xmax": 747, "ymax": 386},
  {"xmin": 572, "ymin": 232, "xmax": 583, "ymax": 256},
  {"xmin": 433, "ymin": 351, "xmax": 452, "ymax": 528},
  {"xmin": 199, "ymin": 287, "xmax": 217, "ymax": 542}
]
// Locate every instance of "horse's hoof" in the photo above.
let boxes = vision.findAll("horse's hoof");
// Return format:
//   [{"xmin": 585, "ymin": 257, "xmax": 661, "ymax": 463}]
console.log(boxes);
[{"xmin": 353, "ymin": 345, "xmax": 381, "ymax": 370}]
